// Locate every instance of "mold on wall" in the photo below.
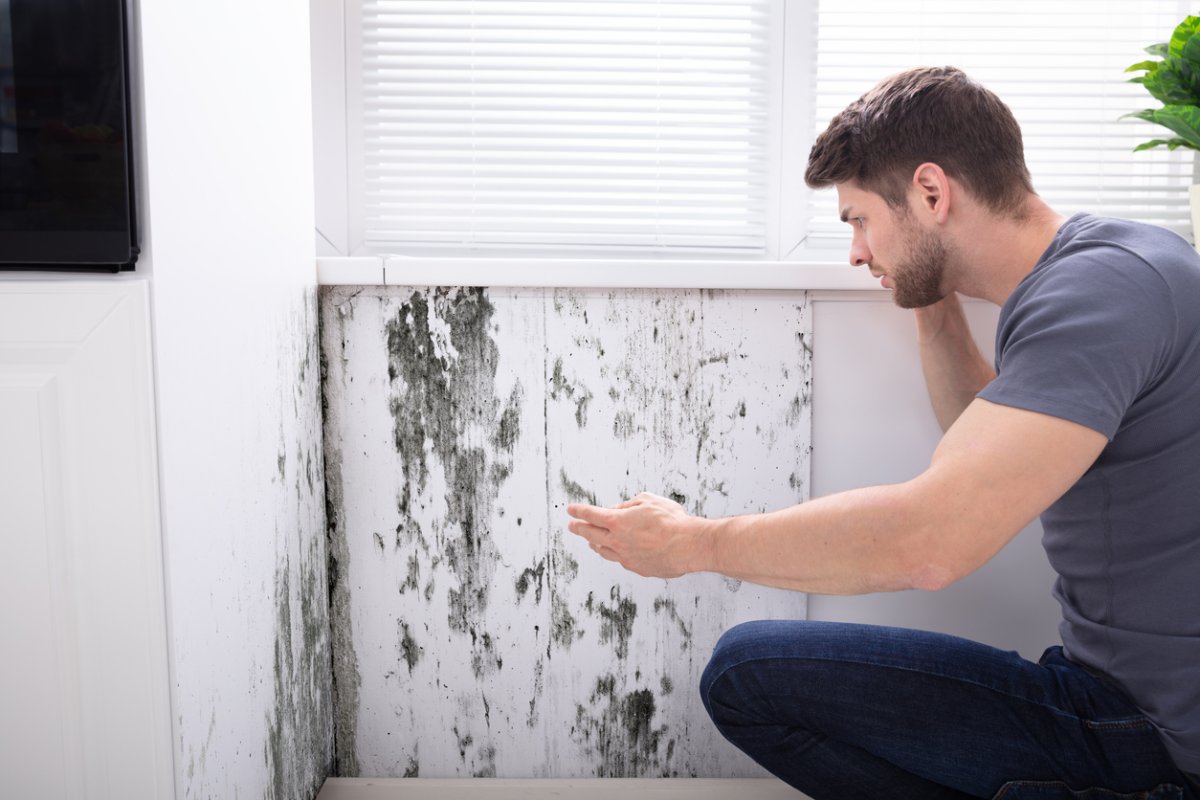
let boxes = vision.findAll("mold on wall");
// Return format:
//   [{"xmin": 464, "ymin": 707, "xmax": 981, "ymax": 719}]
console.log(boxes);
[
  {"xmin": 319, "ymin": 286, "xmax": 812, "ymax": 778},
  {"xmin": 172, "ymin": 288, "xmax": 334, "ymax": 800}
]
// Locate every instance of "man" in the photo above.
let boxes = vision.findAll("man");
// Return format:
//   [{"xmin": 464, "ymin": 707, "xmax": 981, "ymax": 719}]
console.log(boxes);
[{"xmin": 566, "ymin": 67, "xmax": 1200, "ymax": 798}]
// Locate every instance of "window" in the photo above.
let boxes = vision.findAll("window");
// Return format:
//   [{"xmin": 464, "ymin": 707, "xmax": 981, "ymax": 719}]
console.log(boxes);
[
  {"xmin": 804, "ymin": 0, "xmax": 1197, "ymax": 250},
  {"xmin": 313, "ymin": 0, "xmax": 1198, "ymax": 267}
]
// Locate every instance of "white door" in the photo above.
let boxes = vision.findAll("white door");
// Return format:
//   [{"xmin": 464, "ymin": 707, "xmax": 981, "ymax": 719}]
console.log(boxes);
[{"xmin": 0, "ymin": 280, "xmax": 174, "ymax": 800}]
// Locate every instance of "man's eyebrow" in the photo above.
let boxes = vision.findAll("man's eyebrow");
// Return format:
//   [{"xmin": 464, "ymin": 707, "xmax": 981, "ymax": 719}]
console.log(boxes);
[{"xmin": 839, "ymin": 207, "xmax": 854, "ymax": 224}]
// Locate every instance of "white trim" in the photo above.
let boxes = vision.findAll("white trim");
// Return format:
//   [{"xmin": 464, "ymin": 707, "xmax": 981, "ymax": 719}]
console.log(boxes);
[
  {"xmin": 316, "ymin": 778, "xmax": 804, "ymax": 800},
  {"xmin": 312, "ymin": 0, "xmax": 350, "ymax": 256},
  {"xmin": 762, "ymin": 0, "xmax": 786, "ymax": 259},
  {"xmin": 318, "ymin": 256, "xmax": 386, "ymax": 285},
  {"xmin": 344, "ymin": 0, "xmax": 368, "ymax": 256},
  {"xmin": 317, "ymin": 254, "xmax": 883, "ymax": 290},
  {"xmin": 776, "ymin": 0, "xmax": 817, "ymax": 257}
]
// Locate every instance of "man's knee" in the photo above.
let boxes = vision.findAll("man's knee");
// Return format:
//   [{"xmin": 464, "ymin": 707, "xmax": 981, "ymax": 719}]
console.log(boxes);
[{"xmin": 700, "ymin": 619, "xmax": 804, "ymax": 721}]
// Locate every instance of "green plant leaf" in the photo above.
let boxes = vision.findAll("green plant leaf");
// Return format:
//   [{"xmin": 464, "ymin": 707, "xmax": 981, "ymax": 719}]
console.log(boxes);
[
  {"xmin": 1169, "ymin": 16, "xmax": 1200, "ymax": 58},
  {"xmin": 1143, "ymin": 58, "xmax": 1200, "ymax": 105},
  {"xmin": 1184, "ymin": 32, "xmax": 1200, "ymax": 67},
  {"xmin": 1125, "ymin": 59, "xmax": 1160, "ymax": 74},
  {"xmin": 1146, "ymin": 42, "xmax": 1170, "ymax": 58},
  {"xmin": 1180, "ymin": 56, "xmax": 1200, "ymax": 101},
  {"xmin": 1146, "ymin": 104, "xmax": 1200, "ymax": 149},
  {"xmin": 1133, "ymin": 137, "xmax": 1198, "ymax": 152},
  {"xmin": 1120, "ymin": 108, "xmax": 1159, "ymax": 123}
]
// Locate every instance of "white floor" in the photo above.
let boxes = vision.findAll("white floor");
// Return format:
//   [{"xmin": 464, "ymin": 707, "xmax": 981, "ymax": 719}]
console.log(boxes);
[{"xmin": 316, "ymin": 778, "xmax": 808, "ymax": 799}]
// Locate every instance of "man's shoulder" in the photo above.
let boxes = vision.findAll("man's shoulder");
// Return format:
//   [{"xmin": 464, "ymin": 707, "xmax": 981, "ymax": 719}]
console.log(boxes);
[
  {"xmin": 1047, "ymin": 214, "xmax": 1197, "ymax": 275},
  {"xmin": 1015, "ymin": 214, "xmax": 1199, "ymax": 308}
]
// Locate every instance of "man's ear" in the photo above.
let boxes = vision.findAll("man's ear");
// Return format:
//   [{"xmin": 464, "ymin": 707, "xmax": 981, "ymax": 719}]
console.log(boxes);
[{"xmin": 912, "ymin": 163, "xmax": 950, "ymax": 224}]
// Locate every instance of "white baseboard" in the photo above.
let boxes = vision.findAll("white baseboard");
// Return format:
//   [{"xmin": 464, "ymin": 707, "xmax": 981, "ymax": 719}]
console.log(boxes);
[{"xmin": 317, "ymin": 778, "xmax": 806, "ymax": 799}]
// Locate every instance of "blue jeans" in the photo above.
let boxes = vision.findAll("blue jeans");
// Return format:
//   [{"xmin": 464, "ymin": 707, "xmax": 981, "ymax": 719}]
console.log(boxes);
[{"xmin": 700, "ymin": 621, "xmax": 1200, "ymax": 799}]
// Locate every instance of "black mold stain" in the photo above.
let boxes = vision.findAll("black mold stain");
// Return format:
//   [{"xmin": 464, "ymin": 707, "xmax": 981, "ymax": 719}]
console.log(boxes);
[
  {"xmin": 653, "ymin": 597, "xmax": 693, "ymax": 650},
  {"xmin": 266, "ymin": 291, "xmax": 334, "ymax": 797},
  {"xmin": 588, "ymin": 586, "xmax": 638, "ymax": 660},
  {"xmin": 527, "ymin": 659, "xmax": 545, "ymax": 728},
  {"xmin": 787, "ymin": 395, "xmax": 803, "ymax": 426},
  {"xmin": 515, "ymin": 558, "xmax": 546, "ymax": 604},
  {"xmin": 454, "ymin": 726, "xmax": 473, "ymax": 762},
  {"xmin": 385, "ymin": 287, "xmax": 514, "ymax": 674},
  {"xmin": 473, "ymin": 745, "xmax": 498, "ymax": 778},
  {"xmin": 402, "ymin": 753, "xmax": 419, "ymax": 778},
  {"xmin": 264, "ymin": 287, "xmax": 333, "ymax": 799},
  {"xmin": 470, "ymin": 629, "xmax": 504, "ymax": 678},
  {"xmin": 560, "ymin": 470, "xmax": 597, "ymax": 506},
  {"xmin": 550, "ymin": 592, "xmax": 579, "ymax": 651},
  {"xmin": 321, "ymin": 286, "xmax": 362, "ymax": 777},
  {"xmin": 571, "ymin": 674, "xmax": 668, "ymax": 777},
  {"xmin": 660, "ymin": 676, "xmax": 674, "ymax": 695},
  {"xmin": 613, "ymin": 409, "xmax": 636, "ymax": 440},
  {"xmin": 492, "ymin": 382, "xmax": 524, "ymax": 453},
  {"xmin": 549, "ymin": 356, "xmax": 594, "ymax": 428},
  {"xmin": 398, "ymin": 620, "xmax": 422, "ymax": 673},
  {"xmin": 399, "ymin": 554, "xmax": 420, "ymax": 594}
]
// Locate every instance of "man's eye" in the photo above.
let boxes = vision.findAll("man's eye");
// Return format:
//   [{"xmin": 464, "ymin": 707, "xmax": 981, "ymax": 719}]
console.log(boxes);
[{"xmin": 854, "ymin": 217, "xmax": 865, "ymax": 229}]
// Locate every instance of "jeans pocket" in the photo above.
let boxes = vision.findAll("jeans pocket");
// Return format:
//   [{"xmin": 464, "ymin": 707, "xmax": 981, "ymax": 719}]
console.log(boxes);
[{"xmin": 991, "ymin": 780, "xmax": 1185, "ymax": 799}]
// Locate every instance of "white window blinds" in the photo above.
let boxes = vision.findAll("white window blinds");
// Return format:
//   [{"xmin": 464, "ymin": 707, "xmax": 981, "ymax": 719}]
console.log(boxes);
[
  {"xmin": 349, "ymin": 0, "xmax": 778, "ymax": 255},
  {"xmin": 804, "ymin": 0, "xmax": 1198, "ymax": 249}
]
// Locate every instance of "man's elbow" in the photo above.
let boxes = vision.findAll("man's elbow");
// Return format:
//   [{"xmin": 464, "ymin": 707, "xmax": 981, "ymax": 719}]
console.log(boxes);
[{"xmin": 907, "ymin": 562, "xmax": 962, "ymax": 592}]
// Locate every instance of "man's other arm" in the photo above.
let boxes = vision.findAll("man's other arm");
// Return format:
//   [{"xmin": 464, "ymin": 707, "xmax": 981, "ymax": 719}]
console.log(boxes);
[{"xmin": 917, "ymin": 293, "xmax": 997, "ymax": 431}]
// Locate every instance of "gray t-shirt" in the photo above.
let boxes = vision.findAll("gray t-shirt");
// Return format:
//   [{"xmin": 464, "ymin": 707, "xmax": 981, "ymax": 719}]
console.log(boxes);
[{"xmin": 978, "ymin": 213, "xmax": 1200, "ymax": 772}]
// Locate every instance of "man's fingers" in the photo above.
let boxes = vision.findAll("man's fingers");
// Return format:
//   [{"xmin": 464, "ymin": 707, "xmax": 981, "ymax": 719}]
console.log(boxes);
[
  {"xmin": 589, "ymin": 542, "xmax": 621, "ymax": 563},
  {"xmin": 567, "ymin": 519, "xmax": 612, "ymax": 545},
  {"xmin": 567, "ymin": 503, "xmax": 616, "ymax": 528}
]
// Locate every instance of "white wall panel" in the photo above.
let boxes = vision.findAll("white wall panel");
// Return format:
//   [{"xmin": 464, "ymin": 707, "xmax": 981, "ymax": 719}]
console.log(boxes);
[{"xmin": 321, "ymin": 286, "xmax": 813, "ymax": 778}]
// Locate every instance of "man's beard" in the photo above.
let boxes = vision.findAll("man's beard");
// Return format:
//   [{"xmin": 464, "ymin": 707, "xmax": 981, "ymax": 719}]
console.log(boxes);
[{"xmin": 891, "ymin": 227, "xmax": 950, "ymax": 309}]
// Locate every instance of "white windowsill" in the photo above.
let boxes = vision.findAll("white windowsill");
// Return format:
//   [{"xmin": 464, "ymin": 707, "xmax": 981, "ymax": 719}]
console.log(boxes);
[{"xmin": 316, "ymin": 256, "xmax": 884, "ymax": 291}]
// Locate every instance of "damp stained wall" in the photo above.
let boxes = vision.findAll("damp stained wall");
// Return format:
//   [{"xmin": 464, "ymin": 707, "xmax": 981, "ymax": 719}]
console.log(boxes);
[
  {"xmin": 137, "ymin": 2, "xmax": 334, "ymax": 796},
  {"xmin": 320, "ymin": 286, "xmax": 812, "ymax": 778},
  {"xmin": 155, "ymin": 290, "xmax": 334, "ymax": 800}
]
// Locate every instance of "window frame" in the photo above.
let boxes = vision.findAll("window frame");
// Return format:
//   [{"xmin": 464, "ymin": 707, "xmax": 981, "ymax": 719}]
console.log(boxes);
[{"xmin": 312, "ymin": 0, "xmax": 854, "ymax": 287}]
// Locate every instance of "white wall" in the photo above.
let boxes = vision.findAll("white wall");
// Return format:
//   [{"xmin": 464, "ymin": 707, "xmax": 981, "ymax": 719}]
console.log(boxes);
[
  {"xmin": 807, "ymin": 294, "xmax": 1061, "ymax": 660},
  {"xmin": 135, "ymin": 1, "xmax": 332, "ymax": 797}
]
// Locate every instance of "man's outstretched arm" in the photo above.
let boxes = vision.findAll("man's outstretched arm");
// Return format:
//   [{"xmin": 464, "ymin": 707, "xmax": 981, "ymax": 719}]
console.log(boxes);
[{"xmin": 566, "ymin": 398, "xmax": 1105, "ymax": 595}]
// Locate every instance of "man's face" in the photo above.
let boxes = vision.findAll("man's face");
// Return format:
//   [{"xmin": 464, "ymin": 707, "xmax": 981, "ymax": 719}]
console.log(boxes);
[{"xmin": 835, "ymin": 183, "xmax": 950, "ymax": 309}]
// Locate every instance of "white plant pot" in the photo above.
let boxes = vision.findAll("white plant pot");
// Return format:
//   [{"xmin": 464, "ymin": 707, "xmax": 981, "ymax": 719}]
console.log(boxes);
[{"xmin": 1192, "ymin": 184, "xmax": 1200, "ymax": 250}]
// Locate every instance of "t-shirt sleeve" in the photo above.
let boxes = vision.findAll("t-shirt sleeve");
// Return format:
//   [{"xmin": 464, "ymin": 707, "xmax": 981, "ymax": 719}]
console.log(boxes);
[{"xmin": 977, "ymin": 251, "xmax": 1175, "ymax": 440}]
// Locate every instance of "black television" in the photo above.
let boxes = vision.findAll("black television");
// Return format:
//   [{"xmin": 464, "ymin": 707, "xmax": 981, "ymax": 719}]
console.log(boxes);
[{"xmin": 0, "ymin": 0, "xmax": 138, "ymax": 272}]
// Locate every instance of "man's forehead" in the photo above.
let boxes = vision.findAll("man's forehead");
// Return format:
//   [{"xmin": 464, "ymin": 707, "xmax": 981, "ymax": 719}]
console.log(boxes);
[
  {"xmin": 836, "ymin": 186, "xmax": 859, "ymax": 222},
  {"xmin": 836, "ymin": 182, "xmax": 871, "ymax": 221}
]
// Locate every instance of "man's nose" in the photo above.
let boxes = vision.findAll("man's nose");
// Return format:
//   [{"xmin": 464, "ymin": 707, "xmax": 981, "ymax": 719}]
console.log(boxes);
[{"xmin": 848, "ymin": 235, "xmax": 871, "ymax": 267}]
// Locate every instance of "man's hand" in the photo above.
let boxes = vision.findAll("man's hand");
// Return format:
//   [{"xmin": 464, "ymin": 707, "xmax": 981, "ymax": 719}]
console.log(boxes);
[
  {"xmin": 915, "ymin": 293, "xmax": 996, "ymax": 432},
  {"xmin": 566, "ymin": 492, "xmax": 705, "ymax": 579}
]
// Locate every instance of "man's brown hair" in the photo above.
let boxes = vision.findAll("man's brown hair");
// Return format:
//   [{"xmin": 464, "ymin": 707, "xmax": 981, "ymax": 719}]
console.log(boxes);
[{"xmin": 805, "ymin": 66, "xmax": 1034, "ymax": 217}]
